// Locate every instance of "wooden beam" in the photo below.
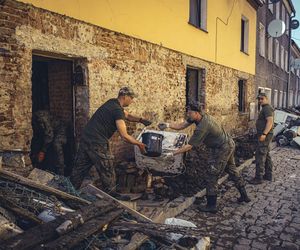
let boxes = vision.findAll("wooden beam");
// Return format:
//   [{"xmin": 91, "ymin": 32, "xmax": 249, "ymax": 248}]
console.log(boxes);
[
  {"xmin": 0, "ymin": 201, "xmax": 113, "ymax": 250},
  {"xmin": 0, "ymin": 169, "xmax": 90, "ymax": 207},
  {"xmin": 87, "ymin": 184, "xmax": 153, "ymax": 223}
]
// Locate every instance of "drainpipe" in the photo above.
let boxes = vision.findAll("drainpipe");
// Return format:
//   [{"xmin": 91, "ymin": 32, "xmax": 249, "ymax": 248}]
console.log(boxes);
[{"xmin": 287, "ymin": 11, "xmax": 296, "ymax": 108}]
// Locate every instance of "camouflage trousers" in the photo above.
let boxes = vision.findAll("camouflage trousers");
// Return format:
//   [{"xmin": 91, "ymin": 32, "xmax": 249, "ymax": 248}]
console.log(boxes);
[
  {"xmin": 70, "ymin": 140, "xmax": 116, "ymax": 191},
  {"xmin": 206, "ymin": 139, "xmax": 245, "ymax": 196},
  {"xmin": 255, "ymin": 133, "xmax": 273, "ymax": 179},
  {"xmin": 53, "ymin": 133, "xmax": 67, "ymax": 175}
]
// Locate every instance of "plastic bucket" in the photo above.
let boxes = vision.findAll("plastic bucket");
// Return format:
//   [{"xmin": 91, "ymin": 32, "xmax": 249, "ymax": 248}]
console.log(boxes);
[{"xmin": 142, "ymin": 132, "xmax": 164, "ymax": 157}]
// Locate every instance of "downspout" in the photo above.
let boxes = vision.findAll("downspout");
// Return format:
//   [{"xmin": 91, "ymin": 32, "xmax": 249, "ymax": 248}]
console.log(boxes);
[{"xmin": 287, "ymin": 11, "xmax": 296, "ymax": 108}]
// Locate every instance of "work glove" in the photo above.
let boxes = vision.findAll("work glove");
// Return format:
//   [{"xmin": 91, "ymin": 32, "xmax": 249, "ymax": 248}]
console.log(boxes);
[
  {"xmin": 158, "ymin": 122, "xmax": 169, "ymax": 131},
  {"xmin": 139, "ymin": 118, "xmax": 152, "ymax": 126},
  {"xmin": 138, "ymin": 143, "xmax": 147, "ymax": 154},
  {"xmin": 37, "ymin": 151, "xmax": 45, "ymax": 162}
]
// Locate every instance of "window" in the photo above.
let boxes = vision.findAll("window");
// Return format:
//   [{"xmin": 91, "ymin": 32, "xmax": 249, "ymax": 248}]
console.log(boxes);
[
  {"xmin": 286, "ymin": 14, "xmax": 289, "ymax": 35},
  {"xmin": 276, "ymin": 1, "xmax": 280, "ymax": 19},
  {"xmin": 295, "ymin": 79, "xmax": 299, "ymax": 105},
  {"xmin": 259, "ymin": 23, "xmax": 265, "ymax": 57},
  {"xmin": 279, "ymin": 91, "xmax": 283, "ymax": 107},
  {"xmin": 268, "ymin": 37, "xmax": 273, "ymax": 62},
  {"xmin": 241, "ymin": 16, "xmax": 249, "ymax": 54},
  {"xmin": 189, "ymin": 0, "xmax": 207, "ymax": 30},
  {"xmin": 280, "ymin": 45, "xmax": 284, "ymax": 69},
  {"xmin": 283, "ymin": 91, "xmax": 287, "ymax": 107},
  {"xmin": 285, "ymin": 50, "xmax": 288, "ymax": 72},
  {"xmin": 275, "ymin": 40, "xmax": 280, "ymax": 66},
  {"xmin": 268, "ymin": 0, "xmax": 273, "ymax": 13},
  {"xmin": 186, "ymin": 67, "xmax": 205, "ymax": 107},
  {"xmin": 289, "ymin": 90, "xmax": 293, "ymax": 107},
  {"xmin": 238, "ymin": 80, "xmax": 246, "ymax": 112},
  {"xmin": 281, "ymin": 5, "xmax": 285, "ymax": 21},
  {"xmin": 273, "ymin": 89, "xmax": 278, "ymax": 108}
]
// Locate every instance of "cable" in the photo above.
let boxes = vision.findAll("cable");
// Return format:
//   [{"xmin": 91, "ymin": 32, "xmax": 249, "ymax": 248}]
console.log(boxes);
[{"xmin": 215, "ymin": 0, "xmax": 238, "ymax": 62}]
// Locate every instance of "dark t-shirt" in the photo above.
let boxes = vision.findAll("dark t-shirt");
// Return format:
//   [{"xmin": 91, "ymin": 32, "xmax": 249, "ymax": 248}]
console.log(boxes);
[
  {"xmin": 82, "ymin": 99, "xmax": 125, "ymax": 145},
  {"xmin": 256, "ymin": 104, "xmax": 274, "ymax": 135},
  {"xmin": 188, "ymin": 113, "xmax": 230, "ymax": 148}
]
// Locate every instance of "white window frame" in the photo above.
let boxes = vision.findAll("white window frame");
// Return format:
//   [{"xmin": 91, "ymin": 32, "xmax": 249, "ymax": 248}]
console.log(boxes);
[
  {"xmin": 268, "ymin": 0, "xmax": 273, "ymax": 13},
  {"xmin": 283, "ymin": 91, "xmax": 287, "ymax": 108},
  {"xmin": 281, "ymin": 5, "xmax": 285, "ymax": 21},
  {"xmin": 286, "ymin": 13, "xmax": 289, "ymax": 35},
  {"xmin": 285, "ymin": 50, "xmax": 288, "ymax": 72},
  {"xmin": 279, "ymin": 91, "xmax": 283, "ymax": 107},
  {"xmin": 241, "ymin": 16, "xmax": 249, "ymax": 54},
  {"xmin": 289, "ymin": 90, "xmax": 293, "ymax": 107},
  {"xmin": 259, "ymin": 23, "xmax": 266, "ymax": 57},
  {"xmin": 280, "ymin": 45, "xmax": 284, "ymax": 69},
  {"xmin": 275, "ymin": 40, "xmax": 280, "ymax": 66},
  {"xmin": 273, "ymin": 89, "xmax": 278, "ymax": 108},
  {"xmin": 268, "ymin": 37, "xmax": 273, "ymax": 62}
]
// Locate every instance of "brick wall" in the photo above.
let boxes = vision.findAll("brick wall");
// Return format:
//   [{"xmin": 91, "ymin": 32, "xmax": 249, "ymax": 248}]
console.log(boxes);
[
  {"xmin": 48, "ymin": 60, "xmax": 73, "ymax": 123},
  {"xmin": 0, "ymin": 0, "xmax": 255, "ymax": 171}
]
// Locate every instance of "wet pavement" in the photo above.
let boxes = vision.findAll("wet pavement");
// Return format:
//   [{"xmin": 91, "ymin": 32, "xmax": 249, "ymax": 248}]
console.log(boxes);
[{"xmin": 178, "ymin": 147, "xmax": 300, "ymax": 250}]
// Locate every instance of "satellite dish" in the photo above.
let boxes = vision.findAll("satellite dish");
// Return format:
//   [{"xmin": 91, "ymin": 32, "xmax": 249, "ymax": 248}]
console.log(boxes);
[
  {"xmin": 293, "ymin": 59, "xmax": 300, "ymax": 69},
  {"xmin": 269, "ymin": 0, "xmax": 280, "ymax": 3},
  {"xmin": 268, "ymin": 19, "xmax": 286, "ymax": 38},
  {"xmin": 291, "ymin": 19, "xmax": 300, "ymax": 30}
]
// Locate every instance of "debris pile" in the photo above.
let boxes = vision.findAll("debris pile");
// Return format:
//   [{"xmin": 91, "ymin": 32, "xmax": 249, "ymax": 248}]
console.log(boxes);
[
  {"xmin": 273, "ymin": 108, "xmax": 300, "ymax": 149},
  {"xmin": 0, "ymin": 168, "xmax": 209, "ymax": 250}
]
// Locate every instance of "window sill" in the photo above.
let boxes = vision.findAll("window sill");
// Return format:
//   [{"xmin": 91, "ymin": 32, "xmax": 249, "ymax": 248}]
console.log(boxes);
[
  {"xmin": 239, "ymin": 112, "xmax": 249, "ymax": 116},
  {"xmin": 188, "ymin": 22, "xmax": 208, "ymax": 33},
  {"xmin": 240, "ymin": 50, "xmax": 249, "ymax": 56}
]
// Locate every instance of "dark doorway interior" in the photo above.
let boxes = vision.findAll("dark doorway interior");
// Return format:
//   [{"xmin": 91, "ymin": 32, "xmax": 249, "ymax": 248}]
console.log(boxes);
[{"xmin": 31, "ymin": 55, "xmax": 74, "ymax": 176}]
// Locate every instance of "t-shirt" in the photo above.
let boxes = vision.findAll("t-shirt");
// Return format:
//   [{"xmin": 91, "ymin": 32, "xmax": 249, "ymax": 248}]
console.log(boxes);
[
  {"xmin": 82, "ymin": 99, "xmax": 125, "ymax": 145},
  {"xmin": 188, "ymin": 113, "xmax": 230, "ymax": 148},
  {"xmin": 256, "ymin": 104, "xmax": 274, "ymax": 135}
]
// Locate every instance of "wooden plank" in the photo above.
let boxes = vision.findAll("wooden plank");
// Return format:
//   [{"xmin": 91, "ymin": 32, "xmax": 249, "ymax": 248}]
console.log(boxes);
[
  {"xmin": 35, "ymin": 209, "xmax": 123, "ymax": 250},
  {"xmin": 87, "ymin": 184, "xmax": 153, "ymax": 223},
  {"xmin": 123, "ymin": 157, "xmax": 254, "ymax": 250},
  {"xmin": 0, "ymin": 169, "xmax": 90, "ymax": 207},
  {"xmin": 0, "ymin": 201, "xmax": 113, "ymax": 250}
]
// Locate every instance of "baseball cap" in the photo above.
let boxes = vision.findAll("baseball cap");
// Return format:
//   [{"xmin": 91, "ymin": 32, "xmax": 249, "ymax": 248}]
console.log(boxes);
[
  {"xmin": 256, "ymin": 93, "xmax": 267, "ymax": 99},
  {"xmin": 118, "ymin": 87, "xmax": 138, "ymax": 98}
]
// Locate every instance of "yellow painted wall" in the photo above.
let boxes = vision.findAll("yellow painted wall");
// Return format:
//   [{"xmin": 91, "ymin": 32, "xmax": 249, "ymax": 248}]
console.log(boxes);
[{"xmin": 18, "ymin": 0, "xmax": 257, "ymax": 74}]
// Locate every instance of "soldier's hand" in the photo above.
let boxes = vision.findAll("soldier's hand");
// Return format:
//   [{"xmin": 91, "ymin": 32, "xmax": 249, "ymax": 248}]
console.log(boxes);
[
  {"xmin": 37, "ymin": 151, "xmax": 45, "ymax": 162},
  {"xmin": 158, "ymin": 122, "xmax": 169, "ymax": 130},
  {"xmin": 140, "ymin": 118, "xmax": 152, "ymax": 126},
  {"xmin": 259, "ymin": 134, "xmax": 266, "ymax": 142},
  {"xmin": 138, "ymin": 143, "xmax": 147, "ymax": 154}
]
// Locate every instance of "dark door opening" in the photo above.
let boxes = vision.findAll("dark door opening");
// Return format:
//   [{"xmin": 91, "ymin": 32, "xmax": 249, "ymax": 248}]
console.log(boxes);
[{"xmin": 31, "ymin": 55, "xmax": 75, "ymax": 176}]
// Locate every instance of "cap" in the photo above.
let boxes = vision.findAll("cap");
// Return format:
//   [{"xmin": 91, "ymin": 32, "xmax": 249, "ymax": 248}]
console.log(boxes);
[
  {"xmin": 187, "ymin": 101, "xmax": 203, "ymax": 112},
  {"xmin": 118, "ymin": 87, "xmax": 138, "ymax": 98},
  {"xmin": 257, "ymin": 93, "xmax": 267, "ymax": 99}
]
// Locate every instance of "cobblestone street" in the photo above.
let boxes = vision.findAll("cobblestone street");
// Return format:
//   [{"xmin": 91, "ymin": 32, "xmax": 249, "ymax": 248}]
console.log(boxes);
[{"xmin": 178, "ymin": 147, "xmax": 300, "ymax": 250}]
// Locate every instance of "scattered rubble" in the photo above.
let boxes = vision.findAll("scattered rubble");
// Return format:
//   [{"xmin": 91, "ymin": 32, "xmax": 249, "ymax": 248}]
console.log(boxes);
[{"xmin": 273, "ymin": 108, "xmax": 300, "ymax": 149}]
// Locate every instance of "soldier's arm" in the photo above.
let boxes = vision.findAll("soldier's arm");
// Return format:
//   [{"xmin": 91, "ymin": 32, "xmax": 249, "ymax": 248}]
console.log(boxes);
[
  {"xmin": 124, "ymin": 110, "xmax": 141, "ymax": 122},
  {"xmin": 169, "ymin": 121, "xmax": 192, "ymax": 130},
  {"xmin": 116, "ymin": 119, "xmax": 146, "ymax": 153},
  {"xmin": 263, "ymin": 116, "xmax": 273, "ymax": 135}
]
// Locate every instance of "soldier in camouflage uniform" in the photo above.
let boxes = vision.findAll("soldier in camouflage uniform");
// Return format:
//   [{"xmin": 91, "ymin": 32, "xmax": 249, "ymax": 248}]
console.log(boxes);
[
  {"xmin": 70, "ymin": 87, "xmax": 151, "ymax": 200},
  {"xmin": 158, "ymin": 101, "xmax": 250, "ymax": 213},
  {"xmin": 31, "ymin": 110, "xmax": 67, "ymax": 175},
  {"xmin": 250, "ymin": 93, "xmax": 274, "ymax": 184}
]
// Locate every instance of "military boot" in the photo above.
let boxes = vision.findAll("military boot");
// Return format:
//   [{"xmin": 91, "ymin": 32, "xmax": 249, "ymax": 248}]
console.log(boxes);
[
  {"xmin": 198, "ymin": 195, "xmax": 218, "ymax": 214},
  {"xmin": 249, "ymin": 177, "xmax": 263, "ymax": 185},
  {"xmin": 263, "ymin": 173, "xmax": 273, "ymax": 181},
  {"xmin": 237, "ymin": 186, "xmax": 251, "ymax": 203}
]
